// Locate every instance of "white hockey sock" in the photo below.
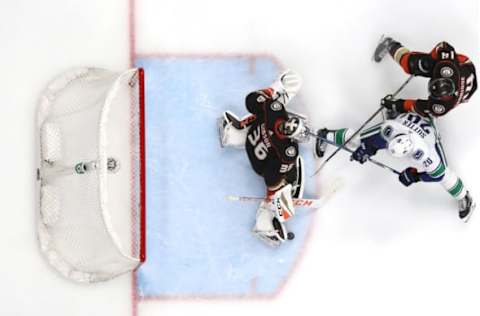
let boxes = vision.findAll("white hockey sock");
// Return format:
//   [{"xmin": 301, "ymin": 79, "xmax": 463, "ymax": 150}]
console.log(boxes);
[{"xmin": 441, "ymin": 168, "xmax": 467, "ymax": 200}]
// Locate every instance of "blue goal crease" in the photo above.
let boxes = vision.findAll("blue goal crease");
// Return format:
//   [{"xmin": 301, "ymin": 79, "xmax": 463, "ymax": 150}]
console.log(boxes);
[{"xmin": 134, "ymin": 56, "xmax": 316, "ymax": 297}]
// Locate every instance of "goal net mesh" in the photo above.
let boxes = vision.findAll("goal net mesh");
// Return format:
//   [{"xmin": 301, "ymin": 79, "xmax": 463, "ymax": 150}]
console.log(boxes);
[{"xmin": 37, "ymin": 67, "xmax": 145, "ymax": 283}]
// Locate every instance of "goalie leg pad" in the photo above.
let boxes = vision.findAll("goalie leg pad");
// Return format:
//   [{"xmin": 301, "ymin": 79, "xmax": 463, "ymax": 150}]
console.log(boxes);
[
  {"xmin": 270, "ymin": 184, "xmax": 295, "ymax": 222},
  {"xmin": 252, "ymin": 202, "xmax": 288, "ymax": 247},
  {"xmin": 218, "ymin": 111, "xmax": 249, "ymax": 148}
]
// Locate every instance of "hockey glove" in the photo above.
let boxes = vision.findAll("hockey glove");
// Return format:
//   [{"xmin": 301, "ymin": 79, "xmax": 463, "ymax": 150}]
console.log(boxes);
[
  {"xmin": 351, "ymin": 143, "xmax": 370, "ymax": 164},
  {"xmin": 381, "ymin": 95, "xmax": 404, "ymax": 113},
  {"xmin": 399, "ymin": 167, "xmax": 420, "ymax": 187},
  {"xmin": 270, "ymin": 69, "xmax": 302, "ymax": 97}
]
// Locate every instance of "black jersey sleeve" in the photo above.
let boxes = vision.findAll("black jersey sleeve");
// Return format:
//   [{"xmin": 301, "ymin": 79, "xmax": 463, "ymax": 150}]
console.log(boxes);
[
  {"xmin": 426, "ymin": 98, "xmax": 456, "ymax": 116},
  {"xmin": 395, "ymin": 98, "xmax": 453, "ymax": 117},
  {"xmin": 459, "ymin": 62, "xmax": 477, "ymax": 103},
  {"xmin": 245, "ymin": 90, "xmax": 273, "ymax": 114}
]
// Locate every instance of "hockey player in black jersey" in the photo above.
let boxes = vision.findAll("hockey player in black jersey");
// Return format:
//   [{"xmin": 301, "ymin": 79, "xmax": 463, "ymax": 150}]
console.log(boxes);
[
  {"xmin": 374, "ymin": 37, "xmax": 477, "ymax": 117},
  {"xmin": 219, "ymin": 70, "xmax": 308, "ymax": 247}
]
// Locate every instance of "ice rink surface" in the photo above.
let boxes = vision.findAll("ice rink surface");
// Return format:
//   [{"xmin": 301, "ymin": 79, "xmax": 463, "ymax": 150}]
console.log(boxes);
[
  {"xmin": 1, "ymin": 0, "xmax": 479, "ymax": 316},
  {"xmin": 136, "ymin": 56, "xmax": 318, "ymax": 298}
]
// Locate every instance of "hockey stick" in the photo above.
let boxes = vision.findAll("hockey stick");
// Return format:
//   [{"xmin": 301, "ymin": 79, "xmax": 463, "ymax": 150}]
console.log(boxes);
[
  {"xmin": 313, "ymin": 74, "xmax": 415, "ymax": 175},
  {"xmin": 227, "ymin": 177, "xmax": 344, "ymax": 210},
  {"xmin": 308, "ymin": 130, "xmax": 401, "ymax": 175},
  {"xmin": 227, "ymin": 196, "xmax": 325, "ymax": 208}
]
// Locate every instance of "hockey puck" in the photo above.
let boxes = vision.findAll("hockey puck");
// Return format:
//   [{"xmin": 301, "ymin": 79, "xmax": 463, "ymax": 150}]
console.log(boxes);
[{"xmin": 287, "ymin": 232, "xmax": 295, "ymax": 240}]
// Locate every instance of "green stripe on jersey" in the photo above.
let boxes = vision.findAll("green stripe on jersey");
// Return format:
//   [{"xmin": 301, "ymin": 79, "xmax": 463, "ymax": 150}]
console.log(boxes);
[
  {"xmin": 448, "ymin": 179, "xmax": 464, "ymax": 197},
  {"xmin": 436, "ymin": 142, "xmax": 448, "ymax": 167}
]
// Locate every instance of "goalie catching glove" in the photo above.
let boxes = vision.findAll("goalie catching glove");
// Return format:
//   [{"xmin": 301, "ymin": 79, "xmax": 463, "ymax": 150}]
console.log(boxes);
[{"xmin": 269, "ymin": 69, "xmax": 302, "ymax": 104}]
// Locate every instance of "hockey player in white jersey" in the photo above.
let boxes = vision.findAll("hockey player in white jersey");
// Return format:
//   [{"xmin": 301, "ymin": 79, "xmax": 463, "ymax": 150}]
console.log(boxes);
[
  {"xmin": 219, "ymin": 70, "xmax": 307, "ymax": 247},
  {"xmin": 315, "ymin": 112, "xmax": 475, "ymax": 222}
]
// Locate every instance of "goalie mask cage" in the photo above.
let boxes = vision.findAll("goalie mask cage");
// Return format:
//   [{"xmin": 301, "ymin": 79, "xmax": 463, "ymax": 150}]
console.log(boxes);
[{"xmin": 36, "ymin": 68, "xmax": 146, "ymax": 283}]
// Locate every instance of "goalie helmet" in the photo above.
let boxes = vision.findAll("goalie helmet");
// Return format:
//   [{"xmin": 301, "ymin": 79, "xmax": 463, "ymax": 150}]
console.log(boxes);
[
  {"xmin": 387, "ymin": 133, "xmax": 414, "ymax": 158},
  {"xmin": 279, "ymin": 117, "xmax": 309, "ymax": 142}
]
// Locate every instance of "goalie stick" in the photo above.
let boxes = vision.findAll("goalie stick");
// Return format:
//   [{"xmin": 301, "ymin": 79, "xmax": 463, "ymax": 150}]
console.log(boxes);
[
  {"xmin": 227, "ymin": 177, "xmax": 344, "ymax": 210},
  {"xmin": 227, "ymin": 196, "xmax": 324, "ymax": 208}
]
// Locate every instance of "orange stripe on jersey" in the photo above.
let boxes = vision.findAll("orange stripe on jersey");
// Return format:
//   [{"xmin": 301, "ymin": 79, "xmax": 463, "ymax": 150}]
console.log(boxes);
[
  {"xmin": 400, "ymin": 54, "xmax": 411, "ymax": 73},
  {"xmin": 430, "ymin": 47, "xmax": 438, "ymax": 60},
  {"xmin": 282, "ymin": 209, "xmax": 291, "ymax": 221},
  {"xmin": 457, "ymin": 54, "xmax": 470, "ymax": 63},
  {"xmin": 403, "ymin": 99, "xmax": 416, "ymax": 112},
  {"xmin": 261, "ymin": 88, "xmax": 274, "ymax": 98}
]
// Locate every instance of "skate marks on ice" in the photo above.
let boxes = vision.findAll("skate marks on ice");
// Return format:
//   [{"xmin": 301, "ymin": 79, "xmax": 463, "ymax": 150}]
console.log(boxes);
[{"xmin": 135, "ymin": 56, "xmax": 319, "ymax": 299}]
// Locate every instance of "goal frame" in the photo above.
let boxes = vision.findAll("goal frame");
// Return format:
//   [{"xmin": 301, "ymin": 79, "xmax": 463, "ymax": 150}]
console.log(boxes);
[{"xmin": 36, "ymin": 67, "xmax": 146, "ymax": 282}]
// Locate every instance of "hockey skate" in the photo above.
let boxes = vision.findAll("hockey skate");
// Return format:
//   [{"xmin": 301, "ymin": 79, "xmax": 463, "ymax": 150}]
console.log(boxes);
[
  {"xmin": 373, "ymin": 35, "xmax": 393, "ymax": 63},
  {"xmin": 314, "ymin": 128, "xmax": 329, "ymax": 158},
  {"xmin": 459, "ymin": 191, "xmax": 475, "ymax": 223}
]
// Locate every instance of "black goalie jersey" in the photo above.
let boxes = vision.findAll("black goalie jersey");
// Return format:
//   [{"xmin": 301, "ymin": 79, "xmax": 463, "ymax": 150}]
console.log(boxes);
[{"xmin": 244, "ymin": 89, "xmax": 298, "ymax": 188}]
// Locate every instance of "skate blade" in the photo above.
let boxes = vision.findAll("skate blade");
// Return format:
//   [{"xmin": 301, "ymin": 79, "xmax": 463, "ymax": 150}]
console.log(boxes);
[
  {"xmin": 462, "ymin": 202, "xmax": 476, "ymax": 223},
  {"xmin": 372, "ymin": 34, "xmax": 386, "ymax": 62}
]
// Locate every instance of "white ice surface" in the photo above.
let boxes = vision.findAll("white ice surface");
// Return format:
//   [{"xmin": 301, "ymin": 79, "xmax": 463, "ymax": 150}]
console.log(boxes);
[{"xmin": 1, "ymin": 0, "xmax": 480, "ymax": 315}]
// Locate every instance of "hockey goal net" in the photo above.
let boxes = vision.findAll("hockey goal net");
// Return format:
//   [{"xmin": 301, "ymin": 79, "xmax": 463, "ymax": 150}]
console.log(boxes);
[{"xmin": 36, "ymin": 67, "xmax": 146, "ymax": 283}]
